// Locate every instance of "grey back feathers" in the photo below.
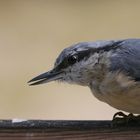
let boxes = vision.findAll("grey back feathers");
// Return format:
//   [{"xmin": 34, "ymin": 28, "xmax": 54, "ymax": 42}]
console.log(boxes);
[{"xmin": 110, "ymin": 39, "xmax": 140, "ymax": 81}]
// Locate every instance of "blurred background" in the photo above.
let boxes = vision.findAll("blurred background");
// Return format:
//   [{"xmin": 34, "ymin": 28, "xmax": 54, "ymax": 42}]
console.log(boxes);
[{"xmin": 0, "ymin": 0, "xmax": 140, "ymax": 120}]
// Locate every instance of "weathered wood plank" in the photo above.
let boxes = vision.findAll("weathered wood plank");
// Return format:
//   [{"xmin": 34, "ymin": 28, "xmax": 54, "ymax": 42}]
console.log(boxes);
[{"xmin": 0, "ymin": 120, "xmax": 140, "ymax": 140}]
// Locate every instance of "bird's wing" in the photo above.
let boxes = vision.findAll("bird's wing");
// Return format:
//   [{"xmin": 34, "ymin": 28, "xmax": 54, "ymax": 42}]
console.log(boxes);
[{"xmin": 110, "ymin": 39, "xmax": 140, "ymax": 81}]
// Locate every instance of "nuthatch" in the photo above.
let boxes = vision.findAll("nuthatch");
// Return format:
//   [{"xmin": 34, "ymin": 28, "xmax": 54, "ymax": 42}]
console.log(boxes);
[{"xmin": 28, "ymin": 39, "xmax": 140, "ymax": 116}]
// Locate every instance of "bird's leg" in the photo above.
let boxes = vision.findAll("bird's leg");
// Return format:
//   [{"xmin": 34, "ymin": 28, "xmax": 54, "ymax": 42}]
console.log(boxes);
[{"xmin": 112, "ymin": 112, "xmax": 140, "ymax": 126}]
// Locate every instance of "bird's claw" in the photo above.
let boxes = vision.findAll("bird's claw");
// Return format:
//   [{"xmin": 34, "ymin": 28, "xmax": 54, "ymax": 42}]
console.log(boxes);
[
  {"xmin": 113, "ymin": 111, "xmax": 128, "ymax": 119},
  {"xmin": 112, "ymin": 112, "xmax": 140, "ymax": 127}
]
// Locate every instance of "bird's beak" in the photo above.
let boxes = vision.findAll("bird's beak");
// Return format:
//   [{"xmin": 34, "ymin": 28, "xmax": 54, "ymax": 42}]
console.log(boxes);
[{"xmin": 28, "ymin": 69, "xmax": 63, "ymax": 86}]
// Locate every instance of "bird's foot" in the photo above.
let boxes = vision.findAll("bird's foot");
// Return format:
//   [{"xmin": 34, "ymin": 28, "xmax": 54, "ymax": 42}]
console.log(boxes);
[{"xmin": 112, "ymin": 111, "xmax": 140, "ymax": 127}]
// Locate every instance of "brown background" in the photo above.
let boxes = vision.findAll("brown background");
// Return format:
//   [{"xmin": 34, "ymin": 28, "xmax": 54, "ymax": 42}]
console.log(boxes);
[{"xmin": 0, "ymin": 0, "xmax": 140, "ymax": 120}]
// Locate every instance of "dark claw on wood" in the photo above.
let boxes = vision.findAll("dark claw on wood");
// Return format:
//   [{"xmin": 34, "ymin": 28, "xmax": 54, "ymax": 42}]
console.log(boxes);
[{"xmin": 112, "ymin": 112, "xmax": 140, "ymax": 127}]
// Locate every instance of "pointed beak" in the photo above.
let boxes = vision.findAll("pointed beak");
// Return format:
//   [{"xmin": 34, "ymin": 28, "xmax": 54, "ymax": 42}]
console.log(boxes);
[{"xmin": 28, "ymin": 69, "xmax": 63, "ymax": 86}]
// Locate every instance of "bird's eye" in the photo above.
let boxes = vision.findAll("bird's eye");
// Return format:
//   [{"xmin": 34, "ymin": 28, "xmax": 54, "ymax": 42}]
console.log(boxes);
[{"xmin": 68, "ymin": 55, "xmax": 78, "ymax": 64}]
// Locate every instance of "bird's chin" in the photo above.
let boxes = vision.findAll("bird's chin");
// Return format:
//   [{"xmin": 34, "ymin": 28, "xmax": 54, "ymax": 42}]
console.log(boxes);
[
  {"xmin": 57, "ymin": 78, "xmax": 88, "ymax": 86},
  {"xmin": 76, "ymin": 82, "xmax": 89, "ymax": 86},
  {"xmin": 56, "ymin": 78, "xmax": 67, "ymax": 84}
]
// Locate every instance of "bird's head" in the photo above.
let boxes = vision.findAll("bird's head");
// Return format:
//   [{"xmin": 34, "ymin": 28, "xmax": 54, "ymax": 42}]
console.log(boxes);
[{"xmin": 28, "ymin": 40, "xmax": 122, "ymax": 86}]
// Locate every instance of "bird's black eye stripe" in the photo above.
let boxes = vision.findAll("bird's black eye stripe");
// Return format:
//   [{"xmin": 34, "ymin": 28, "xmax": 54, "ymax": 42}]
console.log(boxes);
[
  {"xmin": 56, "ymin": 50, "xmax": 92, "ymax": 70},
  {"xmin": 67, "ymin": 50, "xmax": 93, "ymax": 65}
]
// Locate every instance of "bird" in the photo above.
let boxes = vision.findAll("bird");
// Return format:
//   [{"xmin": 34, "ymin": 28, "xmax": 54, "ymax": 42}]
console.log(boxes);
[{"xmin": 28, "ymin": 39, "xmax": 140, "ymax": 120}]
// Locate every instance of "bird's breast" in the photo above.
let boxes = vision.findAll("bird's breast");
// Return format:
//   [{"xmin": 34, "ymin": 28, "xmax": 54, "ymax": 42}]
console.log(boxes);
[{"xmin": 90, "ymin": 72, "xmax": 140, "ymax": 114}]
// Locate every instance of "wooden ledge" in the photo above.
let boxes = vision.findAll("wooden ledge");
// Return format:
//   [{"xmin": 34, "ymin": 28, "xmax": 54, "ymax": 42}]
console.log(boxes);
[
  {"xmin": 0, "ymin": 120, "xmax": 140, "ymax": 140},
  {"xmin": 0, "ymin": 120, "xmax": 111, "ymax": 129}
]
